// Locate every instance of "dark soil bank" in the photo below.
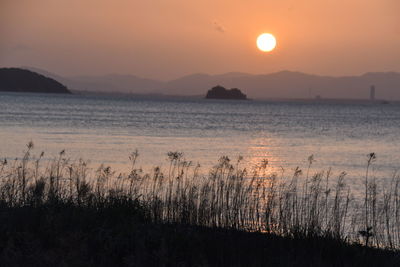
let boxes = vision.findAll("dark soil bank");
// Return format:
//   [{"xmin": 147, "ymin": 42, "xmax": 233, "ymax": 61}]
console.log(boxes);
[{"xmin": 0, "ymin": 203, "xmax": 399, "ymax": 267}]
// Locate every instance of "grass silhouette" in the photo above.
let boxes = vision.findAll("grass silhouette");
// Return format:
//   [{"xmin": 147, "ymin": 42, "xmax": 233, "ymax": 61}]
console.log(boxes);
[{"xmin": 0, "ymin": 143, "xmax": 400, "ymax": 266}]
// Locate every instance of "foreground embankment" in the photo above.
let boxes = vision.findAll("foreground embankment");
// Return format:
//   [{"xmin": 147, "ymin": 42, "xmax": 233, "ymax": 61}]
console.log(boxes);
[{"xmin": 0, "ymin": 203, "xmax": 399, "ymax": 266}]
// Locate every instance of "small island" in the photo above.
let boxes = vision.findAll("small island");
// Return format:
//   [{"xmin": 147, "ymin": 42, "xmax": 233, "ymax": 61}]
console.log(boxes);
[
  {"xmin": 205, "ymin": 85, "xmax": 247, "ymax": 100},
  {"xmin": 0, "ymin": 68, "xmax": 71, "ymax": 94}
]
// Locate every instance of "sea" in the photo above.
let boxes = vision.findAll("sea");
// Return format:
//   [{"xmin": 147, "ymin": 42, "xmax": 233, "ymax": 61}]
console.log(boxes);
[{"xmin": 1, "ymin": 92, "xmax": 400, "ymax": 194}]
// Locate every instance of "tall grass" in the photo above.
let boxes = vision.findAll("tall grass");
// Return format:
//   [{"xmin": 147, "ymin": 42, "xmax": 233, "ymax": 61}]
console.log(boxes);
[{"xmin": 1, "ymin": 143, "xmax": 400, "ymax": 249}]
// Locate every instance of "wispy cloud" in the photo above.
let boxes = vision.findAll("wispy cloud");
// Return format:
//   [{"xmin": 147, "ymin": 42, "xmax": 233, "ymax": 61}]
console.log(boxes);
[{"xmin": 213, "ymin": 20, "xmax": 226, "ymax": 33}]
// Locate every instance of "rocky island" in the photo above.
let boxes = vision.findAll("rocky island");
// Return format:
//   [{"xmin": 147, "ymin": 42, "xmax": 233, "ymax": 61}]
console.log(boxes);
[
  {"xmin": 205, "ymin": 85, "xmax": 247, "ymax": 100},
  {"xmin": 0, "ymin": 68, "xmax": 71, "ymax": 94}
]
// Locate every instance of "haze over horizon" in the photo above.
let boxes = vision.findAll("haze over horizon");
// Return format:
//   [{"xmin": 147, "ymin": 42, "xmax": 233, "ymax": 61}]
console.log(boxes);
[{"xmin": 1, "ymin": 0, "xmax": 400, "ymax": 81}]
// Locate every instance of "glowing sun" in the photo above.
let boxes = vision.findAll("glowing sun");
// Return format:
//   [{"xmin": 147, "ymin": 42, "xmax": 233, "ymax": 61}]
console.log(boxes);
[{"xmin": 257, "ymin": 33, "xmax": 277, "ymax": 52}]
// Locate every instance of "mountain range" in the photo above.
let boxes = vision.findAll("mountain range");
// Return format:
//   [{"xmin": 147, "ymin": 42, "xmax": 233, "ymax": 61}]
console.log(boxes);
[{"xmin": 24, "ymin": 67, "xmax": 400, "ymax": 100}]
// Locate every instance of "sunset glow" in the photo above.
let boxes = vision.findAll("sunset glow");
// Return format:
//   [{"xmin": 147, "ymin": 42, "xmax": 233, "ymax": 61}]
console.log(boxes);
[{"xmin": 2, "ymin": 0, "xmax": 400, "ymax": 263}]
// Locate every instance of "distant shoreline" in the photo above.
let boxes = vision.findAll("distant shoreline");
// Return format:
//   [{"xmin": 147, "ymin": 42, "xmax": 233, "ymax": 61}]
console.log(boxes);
[
  {"xmin": 69, "ymin": 90, "xmax": 396, "ymax": 104},
  {"xmin": 1, "ymin": 89, "xmax": 396, "ymax": 105}
]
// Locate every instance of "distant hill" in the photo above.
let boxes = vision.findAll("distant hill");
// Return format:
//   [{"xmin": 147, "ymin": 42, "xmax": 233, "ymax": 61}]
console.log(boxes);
[
  {"xmin": 0, "ymin": 68, "xmax": 71, "ymax": 94},
  {"xmin": 22, "ymin": 67, "xmax": 400, "ymax": 100},
  {"xmin": 24, "ymin": 67, "xmax": 164, "ymax": 95}
]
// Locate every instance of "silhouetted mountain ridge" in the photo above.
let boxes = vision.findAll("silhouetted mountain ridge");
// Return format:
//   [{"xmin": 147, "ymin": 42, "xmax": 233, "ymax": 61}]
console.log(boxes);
[
  {"xmin": 21, "ymin": 67, "xmax": 400, "ymax": 100},
  {"xmin": 23, "ymin": 67, "xmax": 163, "ymax": 94}
]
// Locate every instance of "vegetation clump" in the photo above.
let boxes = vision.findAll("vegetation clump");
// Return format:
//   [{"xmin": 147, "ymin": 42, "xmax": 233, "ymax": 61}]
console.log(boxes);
[{"xmin": 206, "ymin": 85, "xmax": 247, "ymax": 100}]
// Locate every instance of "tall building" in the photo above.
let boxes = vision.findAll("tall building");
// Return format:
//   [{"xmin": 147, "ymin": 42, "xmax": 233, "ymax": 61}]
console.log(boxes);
[{"xmin": 370, "ymin": 85, "xmax": 375, "ymax": 100}]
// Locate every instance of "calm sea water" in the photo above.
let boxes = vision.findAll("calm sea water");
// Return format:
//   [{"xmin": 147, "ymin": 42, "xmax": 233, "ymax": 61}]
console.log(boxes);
[{"xmin": 1, "ymin": 92, "xmax": 400, "ymax": 191}]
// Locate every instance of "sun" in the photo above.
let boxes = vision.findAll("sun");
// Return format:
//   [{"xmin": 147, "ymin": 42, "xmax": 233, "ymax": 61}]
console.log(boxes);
[{"xmin": 257, "ymin": 33, "xmax": 277, "ymax": 52}]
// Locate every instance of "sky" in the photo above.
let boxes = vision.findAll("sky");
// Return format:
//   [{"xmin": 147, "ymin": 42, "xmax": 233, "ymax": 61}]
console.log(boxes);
[{"xmin": 1, "ymin": 0, "xmax": 400, "ymax": 80}]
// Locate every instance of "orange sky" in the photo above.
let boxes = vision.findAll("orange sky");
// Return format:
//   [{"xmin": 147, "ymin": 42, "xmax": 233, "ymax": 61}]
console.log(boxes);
[{"xmin": 1, "ymin": 0, "xmax": 399, "ymax": 80}]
